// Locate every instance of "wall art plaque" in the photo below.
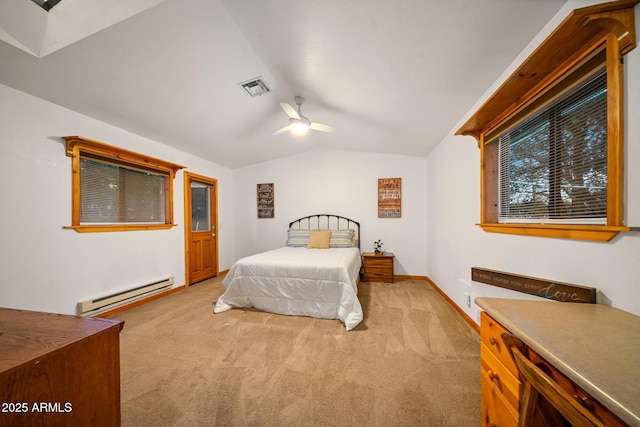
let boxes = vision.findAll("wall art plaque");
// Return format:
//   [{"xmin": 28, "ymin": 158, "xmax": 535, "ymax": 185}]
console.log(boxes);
[
  {"xmin": 471, "ymin": 267, "xmax": 596, "ymax": 303},
  {"xmin": 257, "ymin": 183, "xmax": 274, "ymax": 218},
  {"xmin": 378, "ymin": 178, "xmax": 401, "ymax": 218}
]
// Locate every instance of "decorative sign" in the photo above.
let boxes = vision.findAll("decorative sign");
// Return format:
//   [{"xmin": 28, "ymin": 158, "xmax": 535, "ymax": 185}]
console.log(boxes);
[
  {"xmin": 378, "ymin": 178, "xmax": 401, "ymax": 218},
  {"xmin": 471, "ymin": 268, "xmax": 596, "ymax": 303},
  {"xmin": 257, "ymin": 183, "xmax": 274, "ymax": 219}
]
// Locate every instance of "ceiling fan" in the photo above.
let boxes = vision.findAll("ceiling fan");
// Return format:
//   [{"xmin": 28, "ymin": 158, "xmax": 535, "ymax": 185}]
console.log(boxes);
[{"xmin": 272, "ymin": 96, "xmax": 338, "ymax": 136}]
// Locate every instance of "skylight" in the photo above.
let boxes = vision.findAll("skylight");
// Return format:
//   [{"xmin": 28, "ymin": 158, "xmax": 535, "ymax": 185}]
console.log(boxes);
[{"xmin": 31, "ymin": 0, "xmax": 62, "ymax": 12}]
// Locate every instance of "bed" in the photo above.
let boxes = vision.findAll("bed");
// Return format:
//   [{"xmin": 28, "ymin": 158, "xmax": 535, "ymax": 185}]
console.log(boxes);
[{"xmin": 214, "ymin": 214, "xmax": 363, "ymax": 330}]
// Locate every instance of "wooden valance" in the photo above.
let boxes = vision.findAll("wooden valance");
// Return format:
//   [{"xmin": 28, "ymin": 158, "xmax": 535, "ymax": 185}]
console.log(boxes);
[
  {"xmin": 455, "ymin": 0, "xmax": 639, "ymax": 142},
  {"xmin": 64, "ymin": 136, "xmax": 185, "ymax": 177}
]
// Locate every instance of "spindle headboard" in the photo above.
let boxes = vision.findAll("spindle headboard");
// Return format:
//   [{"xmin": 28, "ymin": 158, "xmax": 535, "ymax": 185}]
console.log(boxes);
[{"xmin": 288, "ymin": 214, "xmax": 360, "ymax": 250}]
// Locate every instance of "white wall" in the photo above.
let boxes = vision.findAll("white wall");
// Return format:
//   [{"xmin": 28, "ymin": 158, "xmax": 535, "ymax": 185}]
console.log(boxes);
[
  {"xmin": 231, "ymin": 149, "xmax": 428, "ymax": 277},
  {"xmin": 426, "ymin": 1, "xmax": 640, "ymax": 322},
  {"xmin": 5, "ymin": 0, "xmax": 637, "ymax": 323},
  {"xmin": 0, "ymin": 83, "xmax": 235, "ymax": 315}
]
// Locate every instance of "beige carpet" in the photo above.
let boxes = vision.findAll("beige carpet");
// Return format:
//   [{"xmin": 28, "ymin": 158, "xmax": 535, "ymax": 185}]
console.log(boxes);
[{"xmin": 112, "ymin": 277, "xmax": 480, "ymax": 426}]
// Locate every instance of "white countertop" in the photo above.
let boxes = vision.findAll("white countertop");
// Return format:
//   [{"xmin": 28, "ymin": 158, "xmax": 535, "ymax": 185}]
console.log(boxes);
[{"xmin": 476, "ymin": 297, "xmax": 640, "ymax": 427}]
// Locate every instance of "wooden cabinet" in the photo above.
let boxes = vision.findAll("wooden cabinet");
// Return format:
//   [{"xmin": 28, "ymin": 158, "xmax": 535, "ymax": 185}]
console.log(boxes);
[
  {"xmin": 362, "ymin": 252, "xmax": 394, "ymax": 283},
  {"xmin": 481, "ymin": 372, "xmax": 518, "ymax": 427},
  {"xmin": 0, "ymin": 308, "xmax": 124, "ymax": 426},
  {"xmin": 480, "ymin": 310, "xmax": 628, "ymax": 427},
  {"xmin": 480, "ymin": 311, "xmax": 519, "ymax": 427}
]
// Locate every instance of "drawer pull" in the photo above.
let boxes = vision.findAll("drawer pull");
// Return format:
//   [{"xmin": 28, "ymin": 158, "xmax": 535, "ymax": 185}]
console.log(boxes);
[
  {"xmin": 489, "ymin": 422, "xmax": 498, "ymax": 427},
  {"xmin": 574, "ymin": 394, "xmax": 595, "ymax": 411},
  {"xmin": 488, "ymin": 370, "xmax": 500, "ymax": 383},
  {"xmin": 489, "ymin": 336, "xmax": 498, "ymax": 346}
]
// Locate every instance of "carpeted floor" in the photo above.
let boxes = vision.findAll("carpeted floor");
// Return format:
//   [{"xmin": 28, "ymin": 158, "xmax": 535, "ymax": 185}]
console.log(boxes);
[{"xmin": 112, "ymin": 277, "xmax": 480, "ymax": 426}]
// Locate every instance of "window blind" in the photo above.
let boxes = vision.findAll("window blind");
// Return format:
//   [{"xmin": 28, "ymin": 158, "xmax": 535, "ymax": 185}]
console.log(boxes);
[
  {"xmin": 496, "ymin": 70, "xmax": 607, "ymax": 223},
  {"xmin": 80, "ymin": 157, "xmax": 167, "ymax": 224}
]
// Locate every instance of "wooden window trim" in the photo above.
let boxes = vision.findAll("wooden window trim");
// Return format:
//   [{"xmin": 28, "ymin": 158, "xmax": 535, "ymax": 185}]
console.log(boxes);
[
  {"xmin": 455, "ymin": 0, "xmax": 638, "ymax": 242},
  {"xmin": 63, "ymin": 136, "xmax": 185, "ymax": 232}
]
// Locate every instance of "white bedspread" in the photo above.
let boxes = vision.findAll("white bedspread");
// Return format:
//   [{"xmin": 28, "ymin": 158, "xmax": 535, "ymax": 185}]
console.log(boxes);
[{"xmin": 214, "ymin": 246, "xmax": 363, "ymax": 330}]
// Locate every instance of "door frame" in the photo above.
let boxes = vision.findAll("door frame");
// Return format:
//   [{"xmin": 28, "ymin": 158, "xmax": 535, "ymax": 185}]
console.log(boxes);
[{"xmin": 183, "ymin": 171, "xmax": 219, "ymax": 286}]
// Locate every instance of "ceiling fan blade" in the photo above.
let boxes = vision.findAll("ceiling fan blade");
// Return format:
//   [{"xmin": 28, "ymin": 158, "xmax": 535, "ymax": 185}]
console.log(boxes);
[
  {"xmin": 310, "ymin": 122, "xmax": 338, "ymax": 133},
  {"xmin": 280, "ymin": 103, "xmax": 300, "ymax": 119},
  {"xmin": 272, "ymin": 125, "xmax": 290, "ymax": 136}
]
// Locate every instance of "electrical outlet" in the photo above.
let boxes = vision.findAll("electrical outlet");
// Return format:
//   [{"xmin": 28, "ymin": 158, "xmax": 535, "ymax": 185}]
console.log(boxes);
[{"xmin": 464, "ymin": 292, "xmax": 471, "ymax": 309}]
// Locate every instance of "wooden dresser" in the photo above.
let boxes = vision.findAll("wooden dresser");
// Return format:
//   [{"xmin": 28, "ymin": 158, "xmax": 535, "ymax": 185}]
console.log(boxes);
[
  {"xmin": 362, "ymin": 252, "xmax": 394, "ymax": 283},
  {"xmin": 477, "ymin": 298, "xmax": 639, "ymax": 427},
  {"xmin": 0, "ymin": 308, "xmax": 124, "ymax": 426},
  {"xmin": 480, "ymin": 311, "xmax": 520, "ymax": 426}
]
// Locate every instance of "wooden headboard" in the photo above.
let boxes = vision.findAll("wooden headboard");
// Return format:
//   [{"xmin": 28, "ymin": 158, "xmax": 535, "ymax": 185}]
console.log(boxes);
[{"xmin": 289, "ymin": 214, "xmax": 360, "ymax": 250}]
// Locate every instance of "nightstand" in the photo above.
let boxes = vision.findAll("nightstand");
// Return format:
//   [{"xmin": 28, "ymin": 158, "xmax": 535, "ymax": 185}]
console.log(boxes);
[{"xmin": 362, "ymin": 252, "xmax": 395, "ymax": 283}]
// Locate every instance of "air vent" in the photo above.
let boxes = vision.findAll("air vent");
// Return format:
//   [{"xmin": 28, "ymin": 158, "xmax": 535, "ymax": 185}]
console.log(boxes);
[{"xmin": 238, "ymin": 77, "xmax": 270, "ymax": 97}]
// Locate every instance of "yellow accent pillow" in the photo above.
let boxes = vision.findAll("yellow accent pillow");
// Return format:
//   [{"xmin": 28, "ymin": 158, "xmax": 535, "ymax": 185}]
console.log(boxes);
[{"xmin": 307, "ymin": 230, "xmax": 331, "ymax": 249}]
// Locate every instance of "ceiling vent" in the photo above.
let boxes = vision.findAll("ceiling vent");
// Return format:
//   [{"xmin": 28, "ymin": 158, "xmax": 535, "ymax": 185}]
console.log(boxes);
[{"xmin": 238, "ymin": 77, "xmax": 270, "ymax": 97}]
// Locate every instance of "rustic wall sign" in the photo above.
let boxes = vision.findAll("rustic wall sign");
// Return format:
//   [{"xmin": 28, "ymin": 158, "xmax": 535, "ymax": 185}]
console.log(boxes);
[
  {"xmin": 471, "ymin": 267, "xmax": 596, "ymax": 303},
  {"xmin": 257, "ymin": 183, "xmax": 274, "ymax": 218},
  {"xmin": 378, "ymin": 178, "xmax": 401, "ymax": 218}
]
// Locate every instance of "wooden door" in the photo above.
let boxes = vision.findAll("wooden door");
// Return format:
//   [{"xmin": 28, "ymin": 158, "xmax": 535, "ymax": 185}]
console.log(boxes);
[{"xmin": 184, "ymin": 172, "xmax": 218, "ymax": 285}]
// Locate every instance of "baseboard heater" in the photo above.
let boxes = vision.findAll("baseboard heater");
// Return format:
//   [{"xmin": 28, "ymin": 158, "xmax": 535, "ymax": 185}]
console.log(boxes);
[{"xmin": 77, "ymin": 276, "xmax": 174, "ymax": 316}]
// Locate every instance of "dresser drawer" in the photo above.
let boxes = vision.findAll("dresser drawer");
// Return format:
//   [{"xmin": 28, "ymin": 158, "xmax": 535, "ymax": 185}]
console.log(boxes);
[
  {"xmin": 363, "ymin": 257, "xmax": 393, "ymax": 268},
  {"xmin": 480, "ymin": 312, "xmax": 518, "ymax": 377},
  {"xmin": 363, "ymin": 269, "xmax": 393, "ymax": 282},
  {"xmin": 362, "ymin": 253, "xmax": 394, "ymax": 283},
  {"xmin": 481, "ymin": 371, "xmax": 518, "ymax": 427},
  {"xmin": 481, "ymin": 343, "xmax": 521, "ymax": 412}
]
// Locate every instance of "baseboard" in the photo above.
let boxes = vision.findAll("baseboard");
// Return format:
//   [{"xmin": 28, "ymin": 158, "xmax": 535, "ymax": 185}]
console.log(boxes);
[
  {"xmin": 95, "ymin": 284, "xmax": 188, "ymax": 318},
  {"xmin": 395, "ymin": 274, "xmax": 428, "ymax": 281},
  {"xmin": 424, "ymin": 277, "xmax": 480, "ymax": 334}
]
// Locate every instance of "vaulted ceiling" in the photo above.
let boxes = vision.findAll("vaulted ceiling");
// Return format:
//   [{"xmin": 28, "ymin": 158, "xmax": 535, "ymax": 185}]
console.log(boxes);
[{"xmin": 0, "ymin": 0, "xmax": 567, "ymax": 168}]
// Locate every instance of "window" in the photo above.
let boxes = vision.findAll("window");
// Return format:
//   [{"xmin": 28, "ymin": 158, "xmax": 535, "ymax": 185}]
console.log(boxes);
[
  {"xmin": 80, "ymin": 156, "xmax": 167, "ymax": 224},
  {"xmin": 64, "ymin": 136, "xmax": 184, "ymax": 232},
  {"xmin": 495, "ymin": 69, "xmax": 607, "ymax": 224},
  {"xmin": 455, "ymin": 1, "xmax": 637, "ymax": 242}
]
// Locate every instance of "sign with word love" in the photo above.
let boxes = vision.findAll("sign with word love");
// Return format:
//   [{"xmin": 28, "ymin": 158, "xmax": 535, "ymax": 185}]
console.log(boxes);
[{"xmin": 471, "ymin": 267, "xmax": 596, "ymax": 303}]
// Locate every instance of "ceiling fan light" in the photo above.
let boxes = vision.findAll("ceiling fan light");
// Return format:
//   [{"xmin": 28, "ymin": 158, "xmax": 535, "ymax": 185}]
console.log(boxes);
[
  {"xmin": 289, "ymin": 117, "xmax": 310, "ymax": 134},
  {"xmin": 290, "ymin": 121, "xmax": 309, "ymax": 134}
]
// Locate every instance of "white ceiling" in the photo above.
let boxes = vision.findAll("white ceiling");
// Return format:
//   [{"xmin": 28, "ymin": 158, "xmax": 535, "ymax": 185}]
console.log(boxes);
[{"xmin": 0, "ymin": 0, "xmax": 567, "ymax": 169}]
